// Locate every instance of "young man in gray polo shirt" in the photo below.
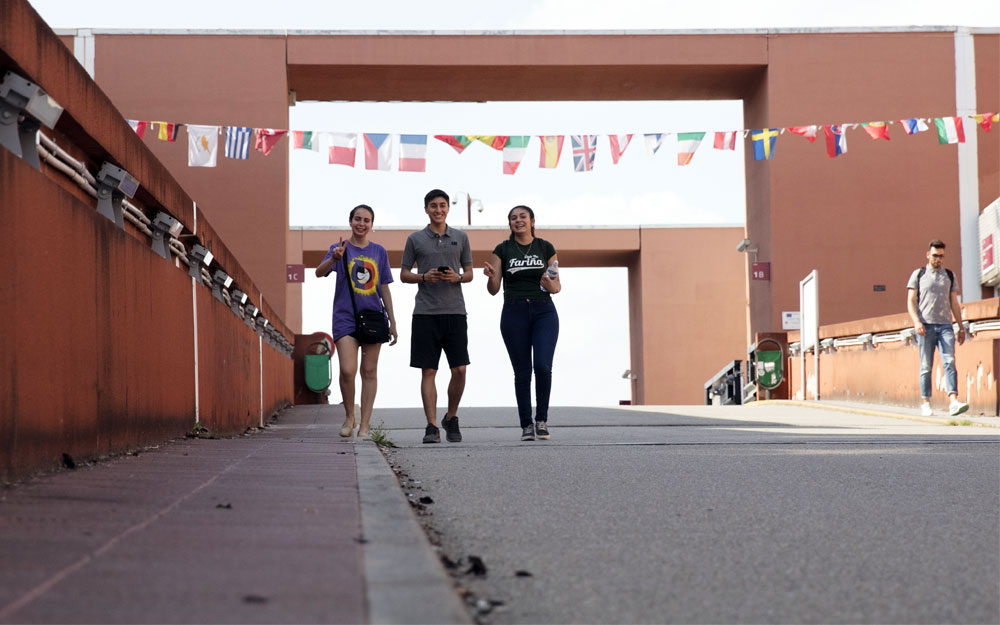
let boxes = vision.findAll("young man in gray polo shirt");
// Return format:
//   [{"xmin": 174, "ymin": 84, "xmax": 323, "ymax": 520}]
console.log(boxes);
[
  {"xmin": 400, "ymin": 190, "xmax": 474, "ymax": 443},
  {"xmin": 906, "ymin": 240, "xmax": 968, "ymax": 417}
]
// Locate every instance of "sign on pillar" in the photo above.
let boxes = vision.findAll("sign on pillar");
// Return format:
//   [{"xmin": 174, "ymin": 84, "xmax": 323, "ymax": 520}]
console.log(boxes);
[{"xmin": 286, "ymin": 264, "xmax": 305, "ymax": 283}]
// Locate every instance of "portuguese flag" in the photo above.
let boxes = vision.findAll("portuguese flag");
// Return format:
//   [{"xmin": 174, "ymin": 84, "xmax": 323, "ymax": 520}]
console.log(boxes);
[{"xmin": 434, "ymin": 135, "xmax": 474, "ymax": 154}]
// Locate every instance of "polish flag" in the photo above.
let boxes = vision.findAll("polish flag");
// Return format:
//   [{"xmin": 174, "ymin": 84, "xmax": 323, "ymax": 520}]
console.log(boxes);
[{"xmin": 328, "ymin": 133, "xmax": 357, "ymax": 167}]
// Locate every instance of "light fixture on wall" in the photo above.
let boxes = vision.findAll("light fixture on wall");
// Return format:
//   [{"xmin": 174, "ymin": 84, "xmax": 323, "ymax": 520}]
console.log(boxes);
[
  {"xmin": 736, "ymin": 238, "xmax": 759, "ymax": 262},
  {"xmin": 230, "ymin": 289, "xmax": 246, "ymax": 315},
  {"xmin": 95, "ymin": 162, "xmax": 139, "ymax": 230},
  {"xmin": 150, "ymin": 211, "xmax": 183, "ymax": 260},
  {"xmin": 211, "ymin": 270, "xmax": 232, "ymax": 303},
  {"xmin": 187, "ymin": 244, "xmax": 214, "ymax": 282},
  {"xmin": 0, "ymin": 70, "xmax": 64, "ymax": 169}
]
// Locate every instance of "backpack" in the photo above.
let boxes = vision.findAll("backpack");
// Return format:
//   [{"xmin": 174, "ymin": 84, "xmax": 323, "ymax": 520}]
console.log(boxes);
[{"xmin": 915, "ymin": 266, "xmax": 955, "ymax": 305}]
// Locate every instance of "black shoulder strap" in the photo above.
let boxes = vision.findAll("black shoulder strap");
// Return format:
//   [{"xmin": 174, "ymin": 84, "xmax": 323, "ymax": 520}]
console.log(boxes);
[
  {"xmin": 916, "ymin": 267, "xmax": 956, "ymax": 305},
  {"xmin": 916, "ymin": 267, "xmax": 926, "ymax": 305}
]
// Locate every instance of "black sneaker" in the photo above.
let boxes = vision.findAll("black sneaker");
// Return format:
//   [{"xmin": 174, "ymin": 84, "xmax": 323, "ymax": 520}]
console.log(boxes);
[
  {"xmin": 422, "ymin": 424, "xmax": 440, "ymax": 444},
  {"xmin": 521, "ymin": 425, "xmax": 535, "ymax": 441},
  {"xmin": 535, "ymin": 421, "xmax": 550, "ymax": 440},
  {"xmin": 442, "ymin": 415, "xmax": 462, "ymax": 443}
]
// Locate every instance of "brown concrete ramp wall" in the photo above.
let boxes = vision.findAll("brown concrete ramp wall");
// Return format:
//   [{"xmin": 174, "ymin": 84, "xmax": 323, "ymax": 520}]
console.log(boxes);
[
  {"xmin": 0, "ymin": 0, "xmax": 293, "ymax": 480},
  {"xmin": 785, "ymin": 301, "xmax": 1000, "ymax": 415}
]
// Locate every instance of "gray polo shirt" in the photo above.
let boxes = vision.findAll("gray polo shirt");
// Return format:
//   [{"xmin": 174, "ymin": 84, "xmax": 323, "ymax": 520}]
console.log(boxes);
[
  {"xmin": 906, "ymin": 265, "xmax": 957, "ymax": 324},
  {"xmin": 401, "ymin": 225, "xmax": 473, "ymax": 315}
]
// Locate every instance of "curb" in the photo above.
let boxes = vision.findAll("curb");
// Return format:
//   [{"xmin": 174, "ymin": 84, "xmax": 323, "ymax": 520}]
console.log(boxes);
[
  {"xmin": 355, "ymin": 443, "xmax": 471, "ymax": 625},
  {"xmin": 755, "ymin": 399, "xmax": 1000, "ymax": 428}
]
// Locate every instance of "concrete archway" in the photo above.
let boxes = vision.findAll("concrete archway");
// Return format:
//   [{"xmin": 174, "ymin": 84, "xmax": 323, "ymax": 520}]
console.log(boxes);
[{"xmin": 61, "ymin": 27, "xmax": 1000, "ymax": 402}]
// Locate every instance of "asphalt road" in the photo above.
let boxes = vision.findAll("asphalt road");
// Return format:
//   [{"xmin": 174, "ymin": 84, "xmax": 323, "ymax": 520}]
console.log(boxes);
[{"xmin": 372, "ymin": 404, "xmax": 1000, "ymax": 625}]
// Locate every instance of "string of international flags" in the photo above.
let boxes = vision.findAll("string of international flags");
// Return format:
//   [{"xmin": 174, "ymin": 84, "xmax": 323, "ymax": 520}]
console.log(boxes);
[{"xmin": 128, "ymin": 113, "xmax": 999, "ymax": 173}]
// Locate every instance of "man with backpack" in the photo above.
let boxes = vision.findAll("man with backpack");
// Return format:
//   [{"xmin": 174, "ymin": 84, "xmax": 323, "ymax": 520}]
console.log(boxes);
[{"xmin": 906, "ymin": 240, "xmax": 969, "ymax": 417}]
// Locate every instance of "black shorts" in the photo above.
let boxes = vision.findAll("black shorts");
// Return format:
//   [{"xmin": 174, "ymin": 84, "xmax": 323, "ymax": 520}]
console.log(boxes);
[{"xmin": 410, "ymin": 314, "xmax": 470, "ymax": 370}]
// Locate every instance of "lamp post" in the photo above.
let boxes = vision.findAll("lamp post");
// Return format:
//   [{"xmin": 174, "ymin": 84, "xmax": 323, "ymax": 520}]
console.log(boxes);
[{"xmin": 453, "ymin": 191, "xmax": 483, "ymax": 225}]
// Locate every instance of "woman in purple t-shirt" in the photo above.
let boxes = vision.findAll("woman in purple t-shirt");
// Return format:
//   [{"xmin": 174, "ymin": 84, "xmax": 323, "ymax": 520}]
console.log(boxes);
[{"xmin": 315, "ymin": 205, "xmax": 398, "ymax": 439}]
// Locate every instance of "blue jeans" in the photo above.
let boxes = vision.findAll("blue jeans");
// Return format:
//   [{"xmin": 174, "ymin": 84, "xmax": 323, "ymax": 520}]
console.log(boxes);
[
  {"xmin": 918, "ymin": 323, "xmax": 957, "ymax": 399},
  {"xmin": 500, "ymin": 299, "xmax": 559, "ymax": 428}
]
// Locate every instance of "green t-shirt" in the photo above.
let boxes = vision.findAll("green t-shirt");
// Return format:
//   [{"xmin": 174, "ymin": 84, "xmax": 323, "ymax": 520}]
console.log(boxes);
[{"xmin": 493, "ymin": 237, "xmax": 557, "ymax": 300}]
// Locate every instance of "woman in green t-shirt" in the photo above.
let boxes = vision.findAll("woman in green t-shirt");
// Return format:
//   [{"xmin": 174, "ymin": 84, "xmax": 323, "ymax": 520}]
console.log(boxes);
[{"xmin": 484, "ymin": 205, "xmax": 561, "ymax": 441}]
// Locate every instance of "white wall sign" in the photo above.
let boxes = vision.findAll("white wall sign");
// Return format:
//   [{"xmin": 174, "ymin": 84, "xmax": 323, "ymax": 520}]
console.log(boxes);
[{"xmin": 782, "ymin": 311, "xmax": 801, "ymax": 330}]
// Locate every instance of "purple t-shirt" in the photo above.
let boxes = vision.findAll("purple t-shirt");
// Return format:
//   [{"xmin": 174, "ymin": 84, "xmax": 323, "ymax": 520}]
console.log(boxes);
[{"xmin": 322, "ymin": 241, "xmax": 394, "ymax": 341}]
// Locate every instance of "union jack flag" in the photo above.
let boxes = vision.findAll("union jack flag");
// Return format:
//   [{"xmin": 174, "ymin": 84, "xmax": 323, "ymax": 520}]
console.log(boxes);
[{"xmin": 571, "ymin": 135, "xmax": 597, "ymax": 172}]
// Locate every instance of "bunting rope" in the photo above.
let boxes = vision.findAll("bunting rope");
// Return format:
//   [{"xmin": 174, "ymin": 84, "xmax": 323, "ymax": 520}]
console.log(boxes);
[{"xmin": 127, "ymin": 113, "xmax": 998, "ymax": 173}]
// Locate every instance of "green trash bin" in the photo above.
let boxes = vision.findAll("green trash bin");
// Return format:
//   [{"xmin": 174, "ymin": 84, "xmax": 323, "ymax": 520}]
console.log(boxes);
[
  {"xmin": 304, "ymin": 340, "xmax": 333, "ymax": 397},
  {"xmin": 755, "ymin": 349, "xmax": 783, "ymax": 390}
]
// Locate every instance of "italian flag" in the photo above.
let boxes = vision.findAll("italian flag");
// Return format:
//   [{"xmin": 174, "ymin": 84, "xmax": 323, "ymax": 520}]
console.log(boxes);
[
  {"xmin": 934, "ymin": 117, "xmax": 966, "ymax": 144},
  {"xmin": 434, "ymin": 135, "xmax": 473, "ymax": 154},
  {"xmin": 676, "ymin": 132, "xmax": 705, "ymax": 166},
  {"xmin": 502, "ymin": 136, "xmax": 530, "ymax": 175},
  {"xmin": 291, "ymin": 131, "xmax": 318, "ymax": 150},
  {"xmin": 538, "ymin": 135, "xmax": 564, "ymax": 169}
]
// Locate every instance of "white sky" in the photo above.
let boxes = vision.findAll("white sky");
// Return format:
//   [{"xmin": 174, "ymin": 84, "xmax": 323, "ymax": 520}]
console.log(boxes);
[
  {"xmin": 28, "ymin": 0, "xmax": 999, "ymax": 410},
  {"xmin": 26, "ymin": 0, "xmax": 1000, "ymax": 30}
]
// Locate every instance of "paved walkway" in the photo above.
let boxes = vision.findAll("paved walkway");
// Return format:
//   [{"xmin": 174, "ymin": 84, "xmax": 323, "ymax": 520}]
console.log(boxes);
[
  {"xmin": 376, "ymin": 402, "xmax": 999, "ymax": 624},
  {"xmin": 0, "ymin": 405, "xmax": 466, "ymax": 625},
  {"xmin": 0, "ymin": 399, "xmax": 996, "ymax": 624}
]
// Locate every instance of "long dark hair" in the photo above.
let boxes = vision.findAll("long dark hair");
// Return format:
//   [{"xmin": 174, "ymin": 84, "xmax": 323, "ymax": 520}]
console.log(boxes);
[
  {"xmin": 507, "ymin": 205, "xmax": 535, "ymax": 240},
  {"xmin": 350, "ymin": 204, "xmax": 374, "ymax": 222}
]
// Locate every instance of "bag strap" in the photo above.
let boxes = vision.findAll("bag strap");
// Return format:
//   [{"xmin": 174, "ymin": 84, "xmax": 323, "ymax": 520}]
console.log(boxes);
[
  {"xmin": 916, "ymin": 266, "xmax": 925, "ymax": 305},
  {"xmin": 916, "ymin": 266, "xmax": 956, "ymax": 306}
]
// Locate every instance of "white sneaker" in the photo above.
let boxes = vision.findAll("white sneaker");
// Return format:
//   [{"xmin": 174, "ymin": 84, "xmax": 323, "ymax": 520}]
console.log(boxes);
[
  {"xmin": 949, "ymin": 399, "xmax": 969, "ymax": 416},
  {"xmin": 920, "ymin": 403, "xmax": 933, "ymax": 417}
]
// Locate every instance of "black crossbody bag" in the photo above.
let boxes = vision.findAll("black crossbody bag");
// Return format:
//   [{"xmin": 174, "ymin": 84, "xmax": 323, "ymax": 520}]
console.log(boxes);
[{"xmin": 343, "ymin": 252, "xmax": 390, "ymax": 344}]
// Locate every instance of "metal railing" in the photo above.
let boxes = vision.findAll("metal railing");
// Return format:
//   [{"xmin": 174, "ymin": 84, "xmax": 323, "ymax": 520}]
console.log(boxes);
[
  {"xmin": 704, "ymin": 360, "xmax": 744, "ymax": 406},
  {"xmin": 788, "ymin": 319, "xmax": 997, "ymax": 355},
  {"xmin": 32, "ymin": 130, "xmax": 294, "ymax": 357}
]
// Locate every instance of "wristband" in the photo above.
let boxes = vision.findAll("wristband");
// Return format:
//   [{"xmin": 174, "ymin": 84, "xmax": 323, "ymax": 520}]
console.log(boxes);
[{"xmin": 422, "ymin": 274, "xmax": 425, "ymax": 283}]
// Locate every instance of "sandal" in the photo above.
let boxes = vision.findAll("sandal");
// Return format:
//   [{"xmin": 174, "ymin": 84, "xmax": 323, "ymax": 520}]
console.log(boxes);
[{"xmin": 339, "ymin": 418, "xmax": 355, "ymax": 438}]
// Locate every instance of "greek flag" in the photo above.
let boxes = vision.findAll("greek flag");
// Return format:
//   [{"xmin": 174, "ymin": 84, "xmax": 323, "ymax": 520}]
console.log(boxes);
[{"xmin": 224, "ymin": 126, "xmax": 252, "ymax": 160}]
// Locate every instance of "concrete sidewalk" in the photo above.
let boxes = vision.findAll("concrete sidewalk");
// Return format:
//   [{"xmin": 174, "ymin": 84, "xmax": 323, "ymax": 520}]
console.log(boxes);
[
  {"xmin": 757, "ymin": 398, "xmax": 1000, "ymax": 428},
  {"xmin": 0, "ymin": 405, "xmax": 468, "ymax": 625}
]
